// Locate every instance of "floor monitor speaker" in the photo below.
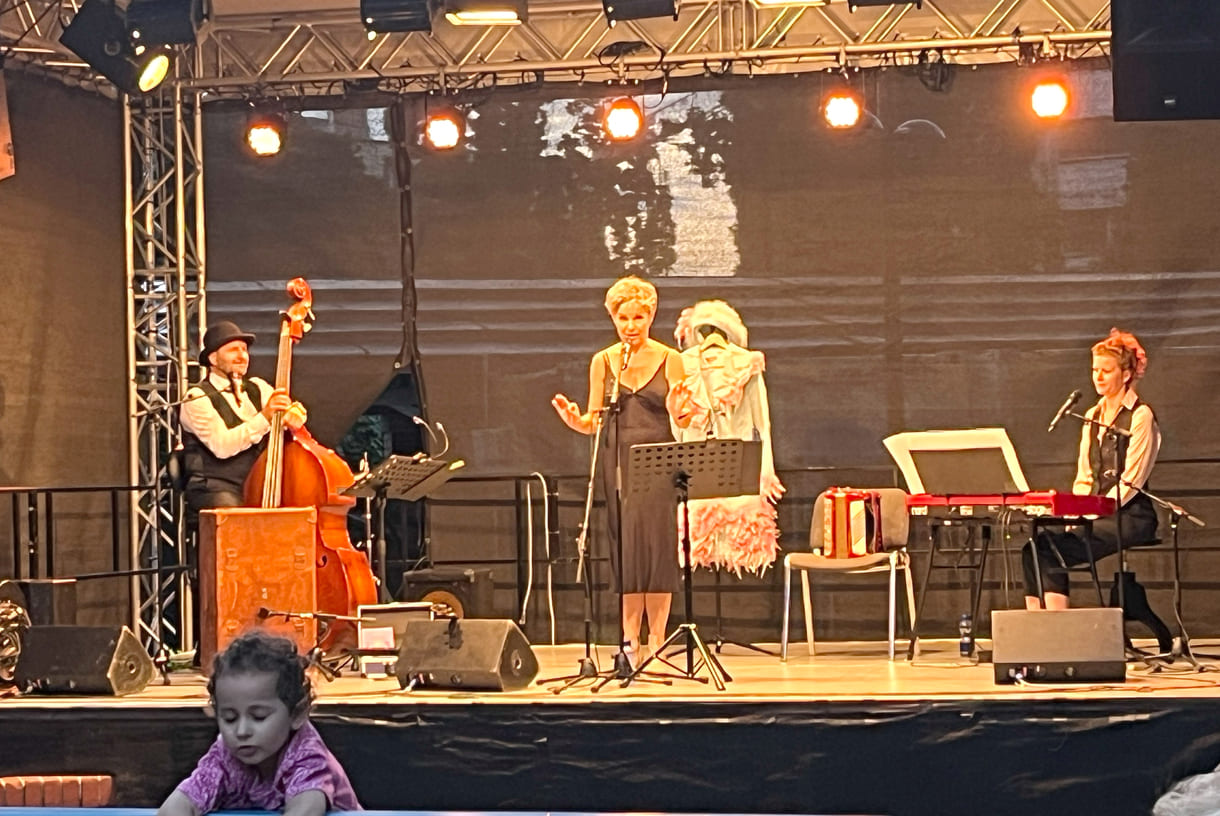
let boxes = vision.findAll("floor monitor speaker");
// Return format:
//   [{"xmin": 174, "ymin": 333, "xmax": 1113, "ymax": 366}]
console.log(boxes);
[
  {"xmin": 992, "ymin": 608, "xmax": 1125, "ymax": 684},
  {"xmin": 396, "ymin": 618, "xmax": 538, "ymax": 691},
  {"xmin": 16, "ymin": 625, "xmax": 155, "ymax": 695}
]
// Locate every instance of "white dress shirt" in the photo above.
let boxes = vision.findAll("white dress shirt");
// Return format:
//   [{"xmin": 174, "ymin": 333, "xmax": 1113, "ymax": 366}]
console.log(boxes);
[
  {"xmin": 1072, "ymin": 388, "xmax": 1160, "ymax": 507},
  {"xmin": 180, "ymin": 370, "xmax": 275, "ymax": 459}
]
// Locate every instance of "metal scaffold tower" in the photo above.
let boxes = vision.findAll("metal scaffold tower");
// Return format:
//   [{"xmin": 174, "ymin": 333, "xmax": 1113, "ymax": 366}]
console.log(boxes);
[{"xmin": 124, "ymin": 60, "xmax": 206, "ymax": 652}]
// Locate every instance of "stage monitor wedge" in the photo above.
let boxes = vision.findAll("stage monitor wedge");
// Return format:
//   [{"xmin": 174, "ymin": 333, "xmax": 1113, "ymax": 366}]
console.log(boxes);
[
  {"xmin": 1111, "ymin": 0, "xmax": 1220, "ymax": 121},
  {"xmin": 992, "ymin": 608, "xmax": 1126, "ymax": 684}
]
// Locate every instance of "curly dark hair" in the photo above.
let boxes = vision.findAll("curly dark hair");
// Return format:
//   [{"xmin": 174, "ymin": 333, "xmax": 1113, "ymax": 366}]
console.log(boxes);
[{"xmin": 207, "ymin": 631, "xmax": 314, "ymax": 716}]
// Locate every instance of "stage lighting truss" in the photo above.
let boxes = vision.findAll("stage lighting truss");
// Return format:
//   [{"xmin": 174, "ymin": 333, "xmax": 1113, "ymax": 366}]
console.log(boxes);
[
  {"xmin": 58, "ymin": 0, "xmax": 174, "ymax": 95},
  {"xmin": 361, "ymin": 0, "xmax": 434, "ymax": 34},
  {"xmin": 603, "ymin": 0, "xmax": 678, "ymax": 26},
  {"xmin": 821, "ymin": 86, "xmax": 864, "ymax": 129},
  {"xmin": 603, "ymin": 96, "xmax": 644, "ymax": 141},
  {"xmin": 423, "ymin": 106, "xmax": 465, "ymax": 149},
  {"xmin": 245, "ymin": 104, "xmax": 287, "ymax": 156},
  {"xmin": 847, "ymin": 0, "xmax": 921, "ymax": 10},
  {"xmin": 11, "ymin": 0, "xmax": 1119, "ymax": 95}
]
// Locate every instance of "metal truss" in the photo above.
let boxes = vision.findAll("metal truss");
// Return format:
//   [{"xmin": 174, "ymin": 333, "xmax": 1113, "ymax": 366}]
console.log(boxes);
[
  {"xmin": 124, "ymin": 57, "xmax": 206, "ymax": 653},
  {"xmin": 3, "ymin": 0, "xmax": 1112, "ymax": 97}
]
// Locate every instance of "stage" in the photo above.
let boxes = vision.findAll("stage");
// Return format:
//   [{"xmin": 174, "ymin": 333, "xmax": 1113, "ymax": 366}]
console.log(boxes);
[{"xmin": 4, "ymin": 640, "xmax": 1220, "ymax": 816}]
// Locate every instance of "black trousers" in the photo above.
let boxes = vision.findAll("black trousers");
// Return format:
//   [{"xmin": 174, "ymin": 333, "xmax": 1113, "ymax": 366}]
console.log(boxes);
[{"xmin": 1022, "ymin": 492, "xmax": 1158, "ymax": 597}]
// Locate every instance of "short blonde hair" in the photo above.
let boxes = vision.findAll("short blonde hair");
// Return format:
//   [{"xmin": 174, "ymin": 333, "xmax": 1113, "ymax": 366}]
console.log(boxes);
[
  {"xmin": 604, "ymin": 276, "xmax": 658, "ymax": 316},
  {"xmin": 1092, "ymin": 327, "xmax": 1148, "ymax": 382}
]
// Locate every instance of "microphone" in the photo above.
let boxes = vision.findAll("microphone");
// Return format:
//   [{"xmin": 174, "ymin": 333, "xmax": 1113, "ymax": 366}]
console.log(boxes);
[
  {"xmin": 256, "ymin": 607, "xmax": 270, "ymax": 619},
  {"xmin": 609, "ymin": 342, "xmax": 632, "ymax": 406},
  {"xmin": 1047, "ymin": 389, "xmax": 1082, "ymax": 433}
]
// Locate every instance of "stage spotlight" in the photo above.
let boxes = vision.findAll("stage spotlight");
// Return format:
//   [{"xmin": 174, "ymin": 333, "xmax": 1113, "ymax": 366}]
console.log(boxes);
[
  {"xmin": 246, "ymin": 108, "xmax": 287, "ymax": 157},
  {"xmin": 1030, "ymin": 78, "xmax": 1070, "ymax": 119},
  {"xmin": 603, "ymin": 97, "xmax": 644, "ymax": 141},
  {"xmin": 441, "ymin": 0, "xmax": 526, "ymax": 25},
  {"xmin": 59, "ymin": 0, "xmax": 174, "ymax": 94},
  {"xmin": 821, "ymin": 88, "xmax": 863, "ymax": 129},
  {"xmin": 361, "ymin": 0, "xmax": 433, "ymax": 33},
  {"xmin": 424, "ymin": 108, "xmax": 464, "ymax": 150},
  {"xmin": 602, "ymin": 0, "xmax": 678, "ymax": 26},
  {"xmin": 126, "ymin": 0, "xmax": 203, "ymax": 46}
]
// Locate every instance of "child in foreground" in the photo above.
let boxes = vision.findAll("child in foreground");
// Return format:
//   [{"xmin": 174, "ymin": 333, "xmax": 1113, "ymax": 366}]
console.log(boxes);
[{"xmin": 158, "ymin": 632, "xmax": 361, "ymax": 816}]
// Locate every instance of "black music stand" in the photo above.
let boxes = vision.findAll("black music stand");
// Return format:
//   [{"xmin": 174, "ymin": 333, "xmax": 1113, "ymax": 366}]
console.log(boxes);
[
  {"xmin": 621, "ymin": 439, "xmax": 761, "ymax": 690},
  {"xmin": 341, "ymin": 455, "xmax": 464, "ymax": 602}
]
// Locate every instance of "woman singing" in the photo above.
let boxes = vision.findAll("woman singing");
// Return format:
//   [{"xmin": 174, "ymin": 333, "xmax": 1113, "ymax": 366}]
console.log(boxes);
[
  {"xmin": 1023, "ymin": 328, "xmax": 1161, "ymax": 609},
  {"xmin": 552, "ymin": 276, "xmax": 692, "ymax": 663}
]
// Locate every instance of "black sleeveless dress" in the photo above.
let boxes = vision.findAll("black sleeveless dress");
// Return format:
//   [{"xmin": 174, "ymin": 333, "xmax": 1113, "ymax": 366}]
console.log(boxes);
[{"xmin": 600, "ymin": 356, "xmax": 681, "ymax": 594}]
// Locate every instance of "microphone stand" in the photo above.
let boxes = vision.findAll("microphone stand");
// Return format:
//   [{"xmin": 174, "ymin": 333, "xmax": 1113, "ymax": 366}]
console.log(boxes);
[
  {"xmin": 541, "ymin": 343, "xmax": 651, "ymax": 692},
  {"xmin": 257, "ymin": 606, "xmax": 360, "ymax": 681}
]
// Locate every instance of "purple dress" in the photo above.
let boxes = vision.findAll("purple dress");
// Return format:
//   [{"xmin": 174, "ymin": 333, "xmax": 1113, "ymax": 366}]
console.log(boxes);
[{"xmin": 177, "ymin": 721, "xmax": 361, "ymax": 812}]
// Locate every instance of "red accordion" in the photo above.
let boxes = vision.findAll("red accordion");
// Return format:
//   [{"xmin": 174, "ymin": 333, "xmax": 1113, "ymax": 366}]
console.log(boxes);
[{"xmin": 821, "ymin": 487, "xmax": 882, "ymax": 559}]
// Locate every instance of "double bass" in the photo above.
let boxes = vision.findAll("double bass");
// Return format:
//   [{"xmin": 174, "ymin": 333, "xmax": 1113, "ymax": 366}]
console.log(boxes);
[{"xmin": 244, "ymin": 278, "xmax": 378, "ymax": 652}]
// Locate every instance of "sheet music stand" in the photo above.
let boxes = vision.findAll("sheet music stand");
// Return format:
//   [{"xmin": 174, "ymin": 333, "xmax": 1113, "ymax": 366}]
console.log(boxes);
[
  {"xmin": 341, "ymin": 455, "xmax": 465, "ymax": 602},
  {"xmin": 621, "ymin": 439, "xmax": 761, "ymax": 690}
]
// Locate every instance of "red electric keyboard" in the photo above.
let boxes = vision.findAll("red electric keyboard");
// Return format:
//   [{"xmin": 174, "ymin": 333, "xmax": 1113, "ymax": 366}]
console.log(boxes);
[{"xmin": 907, "ymin": 490, "xmax": 1115, "ymax": 519}]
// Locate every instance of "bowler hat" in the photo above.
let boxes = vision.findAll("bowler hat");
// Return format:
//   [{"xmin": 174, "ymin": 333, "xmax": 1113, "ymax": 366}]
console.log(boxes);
[{"xmin": 200, "ymin": 320, "xmax": 256, "ymax": 363}]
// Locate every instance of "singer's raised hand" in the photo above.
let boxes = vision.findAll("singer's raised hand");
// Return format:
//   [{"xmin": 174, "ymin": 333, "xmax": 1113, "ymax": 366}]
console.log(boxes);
[{"xmin": 552, "ymin": 393, "xmax": 588, "ymax": 433}]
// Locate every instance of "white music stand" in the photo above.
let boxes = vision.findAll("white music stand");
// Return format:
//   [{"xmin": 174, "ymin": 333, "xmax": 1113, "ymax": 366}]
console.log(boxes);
[{"xmin": 883, "ymin": 427, "xmax": 1030, "ymax": 495}]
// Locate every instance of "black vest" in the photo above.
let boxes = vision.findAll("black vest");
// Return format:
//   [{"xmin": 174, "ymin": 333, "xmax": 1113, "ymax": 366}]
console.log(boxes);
[
  {"xmin": 1087, "ymin": 395, "xmax": 1150, "ymax": 496},
  {"xmin": 181, "ymin": 378, "xmax": 266, "ymax": 489}
]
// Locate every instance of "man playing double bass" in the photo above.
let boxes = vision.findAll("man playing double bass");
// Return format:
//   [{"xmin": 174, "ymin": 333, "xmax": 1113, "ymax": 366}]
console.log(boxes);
[{"xmin": 180, "ymin": 320, "xmax": 308, "ymax": 525}]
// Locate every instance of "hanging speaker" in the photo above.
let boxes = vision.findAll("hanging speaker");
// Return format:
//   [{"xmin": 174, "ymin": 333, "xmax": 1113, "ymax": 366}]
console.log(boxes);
[
  {"xmin": 1111, "ymin": 0, "xmax": 1220, "ymax": 121},
  {"xmin": 395, "ymin": 618, "xmax": 537, "ymax": 691},
  {"xmin": 16, "ymin": 625, "xmax": 156, "ymax": 696}
]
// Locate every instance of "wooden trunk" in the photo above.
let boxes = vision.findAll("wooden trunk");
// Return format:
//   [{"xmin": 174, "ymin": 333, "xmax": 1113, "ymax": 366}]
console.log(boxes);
[{"xmin": 198, "ymin": 507, "xmax": 318, "ymax": 671}]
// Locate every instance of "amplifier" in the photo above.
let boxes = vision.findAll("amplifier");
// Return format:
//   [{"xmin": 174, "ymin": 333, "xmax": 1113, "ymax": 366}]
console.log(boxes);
[{"xmin": 992, "ymin": 608, "xmax": 1126, "ymax": 684}]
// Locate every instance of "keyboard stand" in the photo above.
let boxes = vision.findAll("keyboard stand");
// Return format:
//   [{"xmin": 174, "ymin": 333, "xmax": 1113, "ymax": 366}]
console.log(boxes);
[{"xmin": 907, "ymin": 518, "xmax": 992, "ymax": 660}]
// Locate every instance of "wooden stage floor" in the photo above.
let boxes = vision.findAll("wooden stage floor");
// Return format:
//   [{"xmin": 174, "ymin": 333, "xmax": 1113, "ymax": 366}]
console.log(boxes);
[{"xmin": 6, "ymin": 638, "xmax": 1220, "ymax": 707}]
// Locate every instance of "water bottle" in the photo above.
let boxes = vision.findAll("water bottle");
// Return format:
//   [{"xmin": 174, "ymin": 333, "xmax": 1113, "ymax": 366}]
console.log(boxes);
[{"xmin": 958, "ymin": 613, "xmax": 974, "ymax": 658}]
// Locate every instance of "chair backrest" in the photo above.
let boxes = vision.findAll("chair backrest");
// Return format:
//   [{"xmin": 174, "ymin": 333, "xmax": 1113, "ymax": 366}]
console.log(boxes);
[{"xmin": 809, "ymin": 487, "xmax": 910, "ymax": 553}]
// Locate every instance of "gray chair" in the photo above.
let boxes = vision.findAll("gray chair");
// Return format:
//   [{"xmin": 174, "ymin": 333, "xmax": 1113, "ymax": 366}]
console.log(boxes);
[{"xmin": 781, "ymin": 487, "xmax": 917, "ymax": 661}]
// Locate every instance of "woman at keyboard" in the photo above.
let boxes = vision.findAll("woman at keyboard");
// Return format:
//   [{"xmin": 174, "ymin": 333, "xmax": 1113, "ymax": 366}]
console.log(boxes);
[{"xmin": 1022, "ymin": 328, "xmax": 1161, "ymax": 609}]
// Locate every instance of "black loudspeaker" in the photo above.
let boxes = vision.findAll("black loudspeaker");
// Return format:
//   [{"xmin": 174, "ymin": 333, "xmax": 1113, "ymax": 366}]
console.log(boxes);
[
  {"xmin": 400, "ymin": 567, "xmax": 494, "ymax": 618},
  {"xmin": 1111, "ymin": 0, "xmax": 1220, "ymax": 121},
  {"xmin": 16, "ymin": 625, "xmax": 156, "ymax": 696},
  {"xmin": 992, "ymin": 608, "xmax": 1126, "ymax": 684},
  {"xmin": 395, "ymin": 618, "xmax": 538, "ymax": 691},
  {"xmin": 0, "ymin": 579, "xmax": 77, "ymax": 625}
]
